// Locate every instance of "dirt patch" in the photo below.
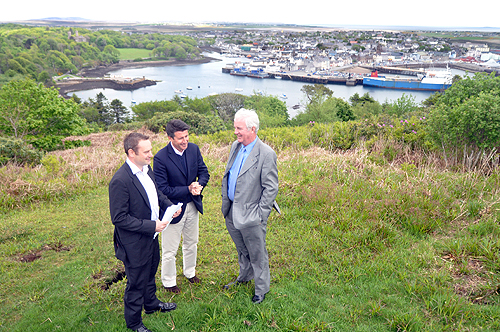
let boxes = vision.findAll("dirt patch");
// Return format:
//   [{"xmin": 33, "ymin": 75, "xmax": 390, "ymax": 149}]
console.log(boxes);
[
  {"xmin": 92, "ymin": 265, "xmax": 126, "ymax": 290},
  {"xmin": 446, "ymin": 256, "xmax": 497, "ymax": 304},
  {"xmin": 18, "ymin": 242, "xmax": 72, "ymax": 262}
]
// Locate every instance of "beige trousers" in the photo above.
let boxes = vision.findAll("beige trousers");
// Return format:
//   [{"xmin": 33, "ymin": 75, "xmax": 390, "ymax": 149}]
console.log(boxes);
[{"xmin": 160, "ymin": 201, "xmax": 199, "ymax": 287}]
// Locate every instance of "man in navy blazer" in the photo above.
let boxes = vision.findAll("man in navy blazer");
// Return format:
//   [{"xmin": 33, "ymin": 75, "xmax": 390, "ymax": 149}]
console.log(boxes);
[
  {"xmin": 153, "ymin": 120, "xmax": 210, "ymax": 293},
  {"xmin": 109, "ymin": 132, "xmax": 180, "ymax": 332}
]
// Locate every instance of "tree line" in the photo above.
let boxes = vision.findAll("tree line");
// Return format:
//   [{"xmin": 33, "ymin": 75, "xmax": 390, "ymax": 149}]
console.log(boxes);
[{"xmin": 0, "ymin": 24, "xmax": 203, "ymax": 85}]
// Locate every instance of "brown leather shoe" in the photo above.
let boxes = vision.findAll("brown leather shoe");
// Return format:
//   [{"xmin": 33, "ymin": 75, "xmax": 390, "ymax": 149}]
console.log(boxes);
[
  {"xmin": 164, "ymin": 285, "xmax": 181, "ymax": 294},
  {"xmin": 187, "ymin": 275, "xmax": 201, "ymax": 284}
]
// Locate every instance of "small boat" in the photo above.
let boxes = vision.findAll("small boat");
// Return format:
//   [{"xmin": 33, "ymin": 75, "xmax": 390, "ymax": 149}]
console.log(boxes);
[
  {"xmin": 180, "ymin": 94, "xmax": 187, "ymax": 98},
  {"xmin": 280, "ymin": 94, "xmax": 287, "ymax": 99},
  {"xmin": 131, "ymin": 99, "xmax": 137, "ymax": 105},
  {"xmin": 186, "ymin": 86, "xmax": 193, "ymax": 90},
  {"xmin": 174, "ymin": 89, "xmax": 182, "ymax": 94},
  {"xmin": 235, "ymin": 88, "xmax": 243, "ymax": 92}
]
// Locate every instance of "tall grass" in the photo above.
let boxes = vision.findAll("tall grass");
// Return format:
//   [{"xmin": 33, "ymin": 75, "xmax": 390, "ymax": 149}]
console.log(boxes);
[{"xmin": 0, "ymin": 127, "xmax": 499, "ymax": 331}]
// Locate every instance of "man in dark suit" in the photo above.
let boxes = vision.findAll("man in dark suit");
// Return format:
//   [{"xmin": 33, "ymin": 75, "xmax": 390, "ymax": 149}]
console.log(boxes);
[
  {"xmin": 221, "ymin": 109, "xmax": 279, "ymax": 304},
  {"xmin": 153, "ymin": 120, "xmax": 210, "ymax": 293},
  {"xmin": 109, "ymin": 132, "xmax": 180, "ymax": 332}
]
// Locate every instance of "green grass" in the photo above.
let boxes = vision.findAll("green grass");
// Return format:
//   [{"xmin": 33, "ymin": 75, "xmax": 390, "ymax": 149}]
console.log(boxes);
[
  {"xmin": 118, "ymin": 48, "xmax": 153, "ymax": 60},
  {"xmin": 0, "ymin": 134, "xmax": 499, "ymax": 331}
]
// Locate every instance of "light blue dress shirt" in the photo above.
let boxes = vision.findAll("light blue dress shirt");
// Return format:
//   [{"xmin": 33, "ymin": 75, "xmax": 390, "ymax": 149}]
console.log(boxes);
[{"xmin": 228, "ymin": 137, "xmax": 257, "ymax": 201}]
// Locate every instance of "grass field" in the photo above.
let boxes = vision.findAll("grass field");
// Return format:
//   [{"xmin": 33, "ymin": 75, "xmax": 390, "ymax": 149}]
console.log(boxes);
[
  {"xmin": 0, "ymin": 130, "xmax": 499, "ymax": 331},
  {"xmin": 118, "ymin": 48, "xmax": 154, "ymax": 60}
]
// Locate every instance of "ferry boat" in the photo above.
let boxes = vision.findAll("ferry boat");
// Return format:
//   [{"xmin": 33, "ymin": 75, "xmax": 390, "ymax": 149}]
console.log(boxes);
[{"xmin": 362, "ymin": 68, "xmax": 453, "ymax": 91}]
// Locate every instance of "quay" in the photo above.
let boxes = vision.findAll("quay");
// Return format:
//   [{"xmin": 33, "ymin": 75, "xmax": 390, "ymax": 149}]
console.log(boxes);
[
  {"xmin": 222, "ymin": 65, "xmax": 365, "ymax": 86},
  {"xmin": 270, "ymin": 72, "xmax": 362, "ymax": 86},
  {"xmin": 222, "ymin": 61, "xmax": 499, "ymax": 88}
]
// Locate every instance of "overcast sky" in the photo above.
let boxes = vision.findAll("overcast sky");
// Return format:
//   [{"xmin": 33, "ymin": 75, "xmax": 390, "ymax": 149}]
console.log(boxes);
[{"xmin": 1, "ymin": 0, "xmax": 498, "ymax": 29}]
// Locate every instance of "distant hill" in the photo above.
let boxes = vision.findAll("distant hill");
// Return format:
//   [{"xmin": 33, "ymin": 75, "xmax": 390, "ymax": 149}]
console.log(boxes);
[{"xmin": 37, "ymin": 17, "xmax": 91, "ymax": 22}]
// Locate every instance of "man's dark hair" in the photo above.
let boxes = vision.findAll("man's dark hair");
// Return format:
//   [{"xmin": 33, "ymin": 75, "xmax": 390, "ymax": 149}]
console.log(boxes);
[
  {"xmin": 123, "ymin": 132, "xmax": 149, "ymax": 155},
  {"xmin": 166, "ymin": 119, "xmax": 190, "ymax": 138}
]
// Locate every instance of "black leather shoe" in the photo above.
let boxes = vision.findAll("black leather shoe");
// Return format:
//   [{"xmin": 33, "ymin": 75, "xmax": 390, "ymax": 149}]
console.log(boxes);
[
  {"xmin": 223, "ymin": 280, "xmax": 249, "ymax": 290},
  {"xmin": 145, "ymin": 301, "xmax": 177, "ymax": 314},
  {"xmin": 132, "ymin": 323, "xmax": 152, "ymax": 332},
  {"xmin": 252, "ymin": 294, "xmax": 266, "ymax": 304}
]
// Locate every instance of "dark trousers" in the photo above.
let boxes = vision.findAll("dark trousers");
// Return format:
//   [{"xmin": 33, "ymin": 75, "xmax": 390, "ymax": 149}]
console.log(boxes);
[{"xmin": 123, "ymin": 248, "xmax": 161, "ymax": 330}]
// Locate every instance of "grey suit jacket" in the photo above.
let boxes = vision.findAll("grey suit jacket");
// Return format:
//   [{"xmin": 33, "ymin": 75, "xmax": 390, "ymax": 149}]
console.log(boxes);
[{"xmin": 221, "ymin": 137, "xmax": 279, "ymax": 229}]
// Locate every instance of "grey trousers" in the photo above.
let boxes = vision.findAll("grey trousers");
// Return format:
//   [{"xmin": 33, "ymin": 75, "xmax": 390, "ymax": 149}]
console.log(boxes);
[{"xmin": 225, "ymin": 204, "xmax": 270, "ymax": 296}]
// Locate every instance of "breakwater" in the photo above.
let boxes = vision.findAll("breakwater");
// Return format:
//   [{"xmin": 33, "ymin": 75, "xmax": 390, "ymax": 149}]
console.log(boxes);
[{"xmin": 56, "ymin": 77, "xmax": 157, "ymax": 99}]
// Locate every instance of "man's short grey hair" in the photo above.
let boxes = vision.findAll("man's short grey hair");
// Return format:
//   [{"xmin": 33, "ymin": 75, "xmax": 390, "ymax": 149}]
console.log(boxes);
[{"xmin": 234, "ymin": 108, "xmax": 259, "ymax": 133}]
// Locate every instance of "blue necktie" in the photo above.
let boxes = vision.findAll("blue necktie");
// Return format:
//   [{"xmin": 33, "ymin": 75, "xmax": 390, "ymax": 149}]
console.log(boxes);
[{"xmin": 228, "ymin": 147, "xmax": 246, "ymax": 201}]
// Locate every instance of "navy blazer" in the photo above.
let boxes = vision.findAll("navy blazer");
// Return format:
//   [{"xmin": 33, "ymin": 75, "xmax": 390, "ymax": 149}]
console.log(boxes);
[
  {"xmin": 109, "ymin": 162, "xmax": 173, "ymax": 268},
  {"xmin": 153, "ymin": 142, "xmax": 210, "ymax": 224}
]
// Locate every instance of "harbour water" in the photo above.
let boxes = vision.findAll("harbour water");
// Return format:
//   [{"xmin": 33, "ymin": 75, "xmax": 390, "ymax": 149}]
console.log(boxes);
[{"xmin": 72, "ymin": 53, "xmax": 462, "ymax": 118}]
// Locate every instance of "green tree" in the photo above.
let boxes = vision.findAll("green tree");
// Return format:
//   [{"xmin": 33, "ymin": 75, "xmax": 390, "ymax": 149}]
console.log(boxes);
[
  {"xmin": 208, "ymin": 93, "xmax": 247, "ymax": 124},
  {"xmin": 244, "ymin": 95, "xmax": 289, "ymax": 128},
  {"xmin": 427, "ymin": 72, "xmax": 500, "ymax": 151},
  {"xmin": 131, "ymin": 100, "xmax": 181, "ymax": 121},
  {"xmin": 0, "ymin": 78, "xmax": 89, "ymax": 150},
  {"xmin": 300, "ymin": 84, "xmax": 333, "ymax": 104},
  {"xmin": 109, "ymin": 99, "xmax": 128, "ymax": 124},
  {"xmin": 383, "ymin": 94, "xmax": 420, "ymax": 117}
]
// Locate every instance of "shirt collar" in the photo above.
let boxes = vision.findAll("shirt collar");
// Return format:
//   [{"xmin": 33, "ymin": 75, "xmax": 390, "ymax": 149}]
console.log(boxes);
[
  {"xmin": 126, "ymin": 158, "xmax": 148, "ymax": 175},
  {"xmin": 170, "ymin": 142, "xmax": 184, "ymax": 156},
  {"xmin": 242, "ymin": 136, "xmax": 258, "ymax": 151}
]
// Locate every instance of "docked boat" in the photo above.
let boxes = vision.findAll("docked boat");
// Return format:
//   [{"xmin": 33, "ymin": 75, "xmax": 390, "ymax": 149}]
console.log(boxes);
[{"xmin": 362, "ymin": 69, "xmax": 452, "ymax": 91}]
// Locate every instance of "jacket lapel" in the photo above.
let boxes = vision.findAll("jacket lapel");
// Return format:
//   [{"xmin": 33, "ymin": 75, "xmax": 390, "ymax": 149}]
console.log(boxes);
[
  {"xmin": 238, "ymin": 138, "xmax": 260, "ymax": 177},
  {"xmin": 127, "ymin": 164, "xmax": 151, "ymax": 210},
  {"xmin": 226, "ymin": 142, "xmax": 241, "ymax": 172}
]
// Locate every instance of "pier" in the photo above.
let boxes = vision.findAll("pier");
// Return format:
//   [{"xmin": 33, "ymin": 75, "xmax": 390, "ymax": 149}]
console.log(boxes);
[
  {"xmin": 56, "ymin": 76, "xmax": 157, "ymax": 99},
  {"xmin": 222, "ymin": 65, "xmax": 364, "ymax": 86}
]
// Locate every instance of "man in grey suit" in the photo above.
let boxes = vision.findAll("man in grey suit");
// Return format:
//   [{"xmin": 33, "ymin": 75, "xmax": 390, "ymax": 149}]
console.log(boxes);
[{"xmin": 221, "ymin": 108, "xmax": 279, "ymax": 304}]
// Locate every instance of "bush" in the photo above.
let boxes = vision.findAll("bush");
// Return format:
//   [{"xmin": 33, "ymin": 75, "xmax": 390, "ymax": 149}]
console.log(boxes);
[
  {"xmin": 427, "ymin": 72, "xmax": 500, "ymax": 151},
  {"xmin": 0, "ymin": 137, "xmax": 44, "ymax": 166},
  {"xmin": 145, "ymin": 111, "xmax": 226, "ymax": 135}
]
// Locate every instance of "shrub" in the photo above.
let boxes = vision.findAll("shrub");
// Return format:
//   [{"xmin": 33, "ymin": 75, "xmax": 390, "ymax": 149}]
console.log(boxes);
[
  {"xmin": 145, "ymin": 111, "xmax": 226, "ymax": 135},
  {"xmin": 427, "ymin": 72, "xmax": 500, "ymax": 151},
  {"xmin": 0, "ymin": 137, "xmax": 44, "ymax": 166}
]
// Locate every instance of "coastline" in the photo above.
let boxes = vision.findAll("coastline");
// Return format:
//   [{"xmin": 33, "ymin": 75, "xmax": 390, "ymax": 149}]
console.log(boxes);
[
  {"xmin": 57, "ymin": 54, "xmax": 221, "ymax": 98},
  {"xmin": 79, "ymin": 55, "xmax": 220, "ymax": 78}
]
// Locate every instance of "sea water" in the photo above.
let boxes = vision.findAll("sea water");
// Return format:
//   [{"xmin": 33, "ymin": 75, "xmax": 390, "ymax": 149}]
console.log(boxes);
[{"xmin": 71, "ymin": 53, "xmax": 463, "ymax": 118}]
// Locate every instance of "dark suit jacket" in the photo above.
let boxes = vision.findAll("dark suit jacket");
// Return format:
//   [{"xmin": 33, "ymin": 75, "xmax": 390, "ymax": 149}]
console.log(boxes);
[
  {"xmin": 109, "ymin": 162, "xmax": 173, "ymax": 268},
  {"xmin": 153, "ymin": 142, "xmax": 210, "ymax": 224}
]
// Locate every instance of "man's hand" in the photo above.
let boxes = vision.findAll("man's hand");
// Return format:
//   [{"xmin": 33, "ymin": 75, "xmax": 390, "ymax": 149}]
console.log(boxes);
[
  {"xmin": 155, "ymin": 219, "xmax": 169, "ymax": 232},
  {"xmin": 173, "ymin": 207, "xmax": 182, "ymax": 218},
  {"xmin": 189, "ymin": 182, "xmax": 203, "ymax": 196}
]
